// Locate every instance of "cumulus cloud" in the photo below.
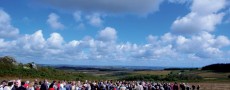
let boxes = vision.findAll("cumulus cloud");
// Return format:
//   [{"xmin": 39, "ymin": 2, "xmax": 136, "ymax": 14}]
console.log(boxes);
[
  {"xmin": 174, "ymin": 32, "xmax": 230, "ymax": 58},
  {"xmin": 172, "ymin": 12, "xmax": 224, "ymax": 34},
  {"xmin": 39, "ymin": 0, "xmax": 163, "ymax": 15},
  {"xmin": 0, "ymin": 9, "xmax": 19, "ymax": 38},
  {"xmin": 0, "ymin": 27, "xmax": 230, "ymax": 66},
  {"xmin": 97, "ymin": 27, "xmax": 117, "ymax": 42},
  {"xmin": 191, "ymin": 0, "xmax": 226, "ymax": 14},
  {"xmin": 47, "ymin": 32, "xmax": 64, "ymax": 48},
  {"xmin": 86, "ymin": 13, "xmax": 103, "ymax": 27},
  {"xmin": 18, "ymin": 30, "xmax": 46, "ymax": 51},
  {"xmin": 171, "ymin": 0, "xmax": 227, "ymax": 35},
  {"xmin": 47, "ymin": 13, "xmax": 65, "ymax": 30}
]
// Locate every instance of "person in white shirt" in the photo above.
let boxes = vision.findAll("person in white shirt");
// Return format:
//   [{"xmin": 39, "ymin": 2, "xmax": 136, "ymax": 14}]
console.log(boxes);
[
  {"xmin": 3, "ymin": 82, "xmax": 13, "ymax": 90},
  {"xmin": 135, "ymin": 82, "xmax": 143, "ymax": 90},
  {"xmin": 120, "ymin": 84, "xmax": 126, "ymax": 90},
  {"xmin": 0, "ymin": 80, "xmax": 7, "ymax": 90}
]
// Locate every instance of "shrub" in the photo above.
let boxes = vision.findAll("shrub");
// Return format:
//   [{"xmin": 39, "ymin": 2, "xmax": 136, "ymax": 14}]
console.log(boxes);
[
  {"xmin": 165, "ymin": 72, "xmax": 203, "ymax": 81},
  {"xmin": 120, "ymin": 74, "xmax": 163, "ymax": 81}
]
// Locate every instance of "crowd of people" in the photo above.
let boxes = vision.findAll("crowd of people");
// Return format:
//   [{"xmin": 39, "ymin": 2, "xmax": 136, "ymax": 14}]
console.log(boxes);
[{"xmin": 0, "ymin": 79, "xmax": 200, "ymax": 90}]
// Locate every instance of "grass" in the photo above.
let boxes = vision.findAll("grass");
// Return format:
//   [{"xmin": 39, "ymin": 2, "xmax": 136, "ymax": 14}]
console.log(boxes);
[
  {"xmin": 189, "ymin": 82, "xmax": 230, "ymax": 90},
  {"xmin": 132, "ymin": 70, "xmax": 171, "ymax": 76}
]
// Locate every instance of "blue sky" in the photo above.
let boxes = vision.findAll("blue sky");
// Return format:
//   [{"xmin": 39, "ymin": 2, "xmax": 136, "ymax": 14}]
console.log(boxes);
[{"xmin": 0, "ymin": 0, "xmax": 230, "ymax": 67}]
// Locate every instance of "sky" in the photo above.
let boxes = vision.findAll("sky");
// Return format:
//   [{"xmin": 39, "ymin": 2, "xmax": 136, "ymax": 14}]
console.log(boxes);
[{"xmin": 0, "ymin": 0, "xmax": 230, "ymax": 67}]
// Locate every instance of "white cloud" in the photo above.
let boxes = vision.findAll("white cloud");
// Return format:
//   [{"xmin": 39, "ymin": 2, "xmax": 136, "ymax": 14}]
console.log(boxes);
[
  {"xmin": 73, "ymin": 11, "xmax": 82, "ymax": 22},
  {"xmin": 97, "ymin": 27, "xmax": 117, "ymax": 42},
  {"xmin": 86, "ymin": 13, "xmax": 103, "ymax": 27},
  {"xmin": 175, "ymin": 32, "xmax": 230, "ymax": 58},
  {"xmin": 172, "ymin": 12, "xmax": 225, "ymax": 34},
  {"xmin": 0, "ymin": 9, "xmax": 19, "ymax": 38},
  {"xmin": 47, "ymin": 32, "xmax": 64, "ymax": 48},
  {"xmin": 191, "ymin": 0, "xmax": 226, "ymax": 14},
  {"xmin": 171, "ymin": 0, "xmax": 227, "ymax": 35},
  {"xmin": 215, "ymin": 35, "xmax": 230, "ymax": 48},
  {"xmin": 66, "ymin": 40, "xmax": 80, "ymax": 47},
  {"xmin": 47, "ymin": 13, "xmax": 65, "ymax": 30},
  {"xmin": 0, "ymin": 25, "xmax": 229, "ymax": 66},
  {"xmin": 147, "ymin": 35, "xmax": 158, "ymax": 44},
  {"xmin": 39, "ymin": 0, "xmax": 164, "ymax": 15},
  {"xmin": 176, "ymin": 35, "xmax": 188, "ymax": 45},
  {"xmin": 18, "ymin": 30, "xmax": 46, "ymax": 51},
  {"xmin": 168, "ymin": 0, "xmax": 192, "ymax": 4},
  {"xmin": 0, "ymin": 38, "xmax": 15, "ymax": 52}
]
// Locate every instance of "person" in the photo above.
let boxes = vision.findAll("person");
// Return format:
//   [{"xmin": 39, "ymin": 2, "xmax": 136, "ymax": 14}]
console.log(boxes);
[
  {"xmin": 60, "ymin": 84, "xmax": 66, "ymax": 90},
  {"xmin": 34, "ymin": 84, "xmax": 40, "ymax": 90},
  {"xmin": 135, "ymin": 82, "xmax": 143, "ymax": 90},
  {"xmin": 12, "ymin": 80, "xmax": 19, "ymax": 90},
  {"xmin": 192, "ymin": 85, "xmax": 195, "ymax": 90},
  {"xmin": 48, "ymin": 84, "xmax": 54, "ymax": 90},
  {"xmin": 180, "ymin": 83, "xmax": 185, "ymax": 90},
  {"xmin": 56, "ymin": 81, "xmax": 61, "ymax": 90},
  {"xmin": 71, "ymin": 81, "xmax": 75, "ymax": 90},
  {"xmin": 34, "ymin": 79, "xmax": 38, "ymax": 86},
  {"xmin": 28, "ymin": 82, "xmax": 35, "ymax": 90},
  {"xmin": 65, "ymin": 82, "xmax": 71, "ymax": 90},
  {"xmin": 196, "ymin": 85, "xmax": 200, "ymax": 90},
  {"xmin": 186, "ymin": 83, "xmax": 190, "ymax": 90},
  {"xmin": 120, "ymin": 84, "xmax": 126, "ymax": 90},
  {"xmin": 40, "ymin": 80, "xmax": 48, "ymax": 90},
  {"xmin": 0, "ymin": 80, "xmax": 7, "ymax": 90},
  {"xmin": 16, "ymin": 80, "xmax": 21, "ymax": 88},
  {"xmin": 3, "ymin": 81, "xmax": 13, "ymax": 90},
  {"xmin": 17, "ymin": 81, "xmax": 26, "ymax": 90},
  {"xmin": 90, "ymin": 81, "xmax": 98, "ymax": 90},
  {"xmin": 24, "ymin": 81, "xmax": 29, "ymax": 89},
  {"xmin": 173, "ymin": 82, "xmax": 179, "ymax": 90}
]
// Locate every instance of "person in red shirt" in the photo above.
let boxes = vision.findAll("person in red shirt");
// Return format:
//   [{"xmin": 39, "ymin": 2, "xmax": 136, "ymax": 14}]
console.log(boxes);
[
  {"xmin": 57, "ymin": 81, "xmax": 61, "ymax": 90},
  {"xmin": 24, "ymin": 81, "xmax": 29, "ymax": 89},
  {"xmin": 48, "ymin": 81, "xmax": 56, "ymax": 90}
]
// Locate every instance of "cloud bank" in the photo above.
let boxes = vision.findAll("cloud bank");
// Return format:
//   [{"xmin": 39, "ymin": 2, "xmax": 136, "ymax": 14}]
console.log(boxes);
[
  {"xmin": 171, "ymin": 0, "xmax": 227, "ymax": 35},
  {"xmin": 0, "ymin": 9, "xmax": 19, "ymax": 38},
  {"xmin": 39, "ymin": 0, "xmax": 164, "ymax": 15},
  {"xmin": 1, "ymin": 26, "xmax": 230, "ymax": 66}
]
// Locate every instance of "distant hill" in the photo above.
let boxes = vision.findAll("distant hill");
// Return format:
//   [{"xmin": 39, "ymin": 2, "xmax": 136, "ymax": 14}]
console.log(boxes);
[
  {"xmin": 201, "ymin": 63, "xmax": 230, "ymax": 72},
  {"xmin": 0, "ymin": 56, "xmax": 99, "ymax": 80},
  {"xmin": 164, "ymin": 68, "xmax": 198, "ymax": 70}
]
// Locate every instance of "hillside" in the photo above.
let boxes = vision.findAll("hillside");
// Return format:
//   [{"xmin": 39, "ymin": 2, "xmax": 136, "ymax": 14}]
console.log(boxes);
[
  {"xmin": 202, "ymin": 63, "xmax": 230, "ymax": 72},
  {"xmin": 0, "ymin": 56, "xmax": 99, "ymax": 80}
]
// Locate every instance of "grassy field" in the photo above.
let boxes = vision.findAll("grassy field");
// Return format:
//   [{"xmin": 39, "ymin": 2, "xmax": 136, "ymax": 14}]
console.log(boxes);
[
  {"xmin": 133, "ymin": 70, "xmax": 171, "ymax": 76},
  {"xmin": 190, "ymin": 82, "xmax": 230, "ymax": 90},
  {"xmin": 132, "ymin": 70, "xmax": 230, "ymax": 90},
  {"xmin": 129, "ymin": 70, "xmax": 230, "ymax": 81},
  {"xmin": 1, "ymin": 70, "xmax": 230, "ymax": 90}
]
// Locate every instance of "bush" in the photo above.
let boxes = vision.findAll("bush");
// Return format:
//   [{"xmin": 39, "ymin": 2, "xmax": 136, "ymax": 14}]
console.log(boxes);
[
  {"xmin": 120, "ymin": 74, "xmax": 163, "ymax": 81},
  {"xmin": 165, "ymin": 72, "xmax": 203, "ymax": 81}
]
